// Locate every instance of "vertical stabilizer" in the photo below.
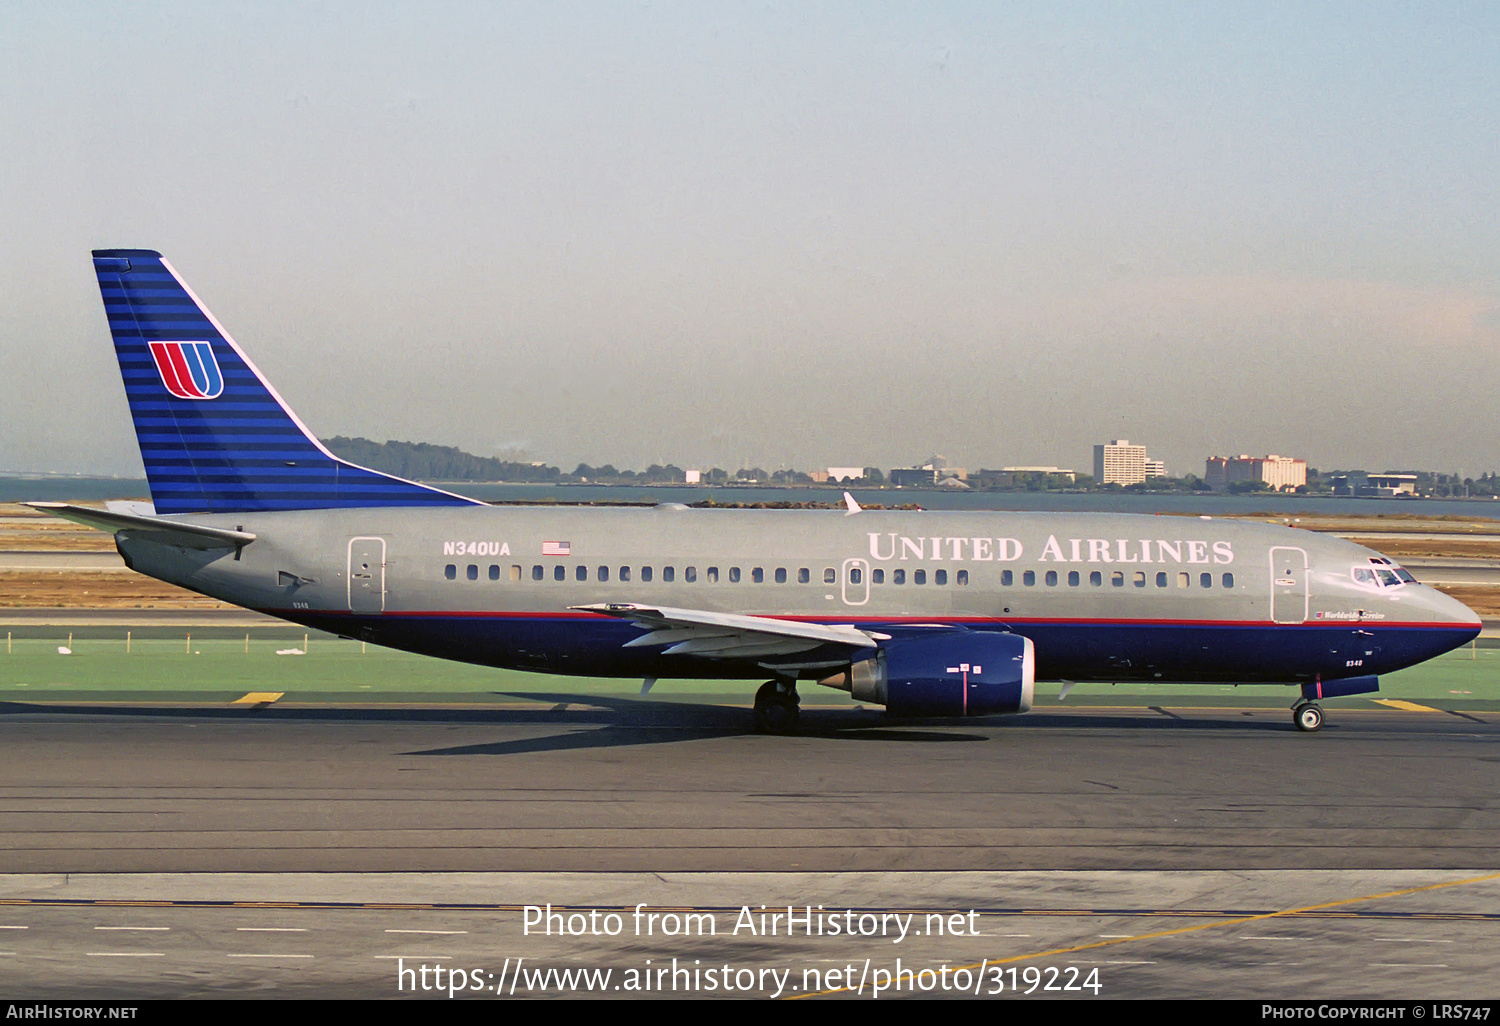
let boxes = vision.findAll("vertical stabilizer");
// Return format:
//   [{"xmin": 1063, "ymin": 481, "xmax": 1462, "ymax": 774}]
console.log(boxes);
[{"xmin": 92, "ymin": 249, "xmax": 481, "ymax": 514}]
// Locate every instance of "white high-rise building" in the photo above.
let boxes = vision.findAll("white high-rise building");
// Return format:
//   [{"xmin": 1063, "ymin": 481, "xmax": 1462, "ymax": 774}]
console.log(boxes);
[{"xmin": 1094, "ymin": 440, "xmax": 1151, "ymax": 486}]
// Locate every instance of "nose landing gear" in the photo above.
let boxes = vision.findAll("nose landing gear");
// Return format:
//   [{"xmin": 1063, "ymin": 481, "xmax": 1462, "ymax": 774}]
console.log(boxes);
[
  {"xmin": 754, "ymin": 679, "xmax": 801, "ymax": 734},
  {"xmin": 1293, "ymin": 701, "xmax": 1324, "ymax": 732}
]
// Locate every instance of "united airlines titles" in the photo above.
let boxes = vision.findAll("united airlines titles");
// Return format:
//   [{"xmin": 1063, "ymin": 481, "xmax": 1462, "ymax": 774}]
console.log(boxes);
[{"xmin": 867, "ymin": 534, "xmax": 1234, "ymax": 565}]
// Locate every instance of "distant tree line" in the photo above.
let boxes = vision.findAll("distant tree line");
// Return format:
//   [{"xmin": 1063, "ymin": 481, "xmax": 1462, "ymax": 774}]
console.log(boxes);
[
  {"xmin": 326, "ymin": 437, "xmax": 562, "ymax": 482},
  {"xmin": 325, "ymin": 438, "xmax": 1498, "ymax": 495}
]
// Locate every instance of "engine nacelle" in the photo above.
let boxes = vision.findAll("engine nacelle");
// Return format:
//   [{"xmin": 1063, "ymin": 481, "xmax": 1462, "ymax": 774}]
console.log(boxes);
[{"xmin": 819, "ymin": 631, "xmax": 1035, "ymax": 717}]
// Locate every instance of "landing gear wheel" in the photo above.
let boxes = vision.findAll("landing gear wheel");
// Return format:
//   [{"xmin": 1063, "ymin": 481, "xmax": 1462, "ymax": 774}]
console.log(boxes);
[
  {"xmin": 754, "ymin": 680, "xmax": 801, "ymax": 735},
  {"xmin": 1294, "ymin": 702, "xmax": 1324, "ymax": 732}
]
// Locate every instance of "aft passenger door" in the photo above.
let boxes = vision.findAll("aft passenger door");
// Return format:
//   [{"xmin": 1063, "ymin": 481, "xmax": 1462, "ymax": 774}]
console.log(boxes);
[
  {"xmin": 1269, "ymin": 546, "xmax": 1308, "ymax": 624},
  {"xmin": 348, "ymin": 537, "xmax": 386, "ymax": 614}
]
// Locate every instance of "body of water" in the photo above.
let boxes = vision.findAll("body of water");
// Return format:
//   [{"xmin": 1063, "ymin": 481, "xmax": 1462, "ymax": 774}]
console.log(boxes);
[
  {"xmin": 9, "ymin": 477, "xmax": 1495, "ymax": 519},
  {"xmin": 5, "ymin": 474, "xmax": 1494, "ymax": 522}
]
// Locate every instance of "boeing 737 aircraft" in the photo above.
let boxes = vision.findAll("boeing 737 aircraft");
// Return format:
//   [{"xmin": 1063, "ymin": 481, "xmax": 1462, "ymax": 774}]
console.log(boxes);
[{"xmin": 30, "ymin": 250, "xmax": 1483, "ymax": 732}]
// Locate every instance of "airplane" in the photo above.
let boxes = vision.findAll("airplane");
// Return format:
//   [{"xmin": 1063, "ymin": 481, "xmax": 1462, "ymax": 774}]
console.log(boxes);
[{"xmin": 28, "ymin": 249, "xmax": 1483, "ymax": 734}]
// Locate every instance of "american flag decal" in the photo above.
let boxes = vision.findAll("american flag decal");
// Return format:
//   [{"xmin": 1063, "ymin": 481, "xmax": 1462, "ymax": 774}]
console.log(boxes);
[{"xmin": 542, "ymin": 541, "xmax": 571, "ymax": 556}]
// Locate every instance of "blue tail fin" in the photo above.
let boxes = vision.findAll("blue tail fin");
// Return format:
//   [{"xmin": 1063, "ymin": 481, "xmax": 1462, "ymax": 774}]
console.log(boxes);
[{"xmin": 93, "ymin": 249, "xmax": 481, "ymax": 514}]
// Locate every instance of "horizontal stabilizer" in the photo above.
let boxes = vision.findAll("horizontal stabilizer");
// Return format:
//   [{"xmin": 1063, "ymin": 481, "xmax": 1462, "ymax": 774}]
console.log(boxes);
[{"xmin": 25, "ymin": 502, "xmax": 256, "ymax": 551}]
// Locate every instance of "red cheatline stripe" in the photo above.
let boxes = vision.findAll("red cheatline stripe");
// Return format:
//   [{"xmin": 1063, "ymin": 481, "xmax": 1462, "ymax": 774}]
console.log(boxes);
[{"xmin": 259, "ymin": 608, "xmax": 1471, "ymax": 630}]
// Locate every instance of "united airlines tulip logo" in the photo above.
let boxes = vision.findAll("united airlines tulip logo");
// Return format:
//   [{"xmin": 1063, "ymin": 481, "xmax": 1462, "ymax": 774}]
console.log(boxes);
[{"xmin": 148, "ymin": 341, "xmax": 223, "ymax": 399}]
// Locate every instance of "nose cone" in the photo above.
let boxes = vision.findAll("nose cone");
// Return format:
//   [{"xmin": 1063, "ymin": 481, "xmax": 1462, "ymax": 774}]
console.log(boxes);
[{"xmin": 1416, "ymin": 585, "xmax": 1483, "ymax": 647}]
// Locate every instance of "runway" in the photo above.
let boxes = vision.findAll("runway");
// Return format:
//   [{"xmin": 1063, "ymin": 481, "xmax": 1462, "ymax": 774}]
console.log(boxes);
[
  {"xmin": 0, "ymin": 702, "xmax": 1495, "ymax": 998},
  {"xmin": 0, "ymin": 702, "xmax": 1493, "ymax": 874},
  {"xmin": 0, "ymin": 869, "xmax": 1496, "ymax": 999}
]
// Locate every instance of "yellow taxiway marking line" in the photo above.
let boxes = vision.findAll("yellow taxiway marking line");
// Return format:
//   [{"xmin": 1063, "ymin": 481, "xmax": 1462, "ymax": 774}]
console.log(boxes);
[
  {"xmin": 790, "ymin": 871, "xmax": 1500, "ymax": 999},
  {"xmin": 231, "ymin": 692, "xmax": 284, "ymax": 705},
  {"xmin": 1372, "ymin": 699, "xmax": 1440, "ymax": 712}
]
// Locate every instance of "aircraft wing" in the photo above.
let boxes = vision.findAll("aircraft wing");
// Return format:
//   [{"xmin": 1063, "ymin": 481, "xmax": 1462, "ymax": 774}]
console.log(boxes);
[
  {"xmin": 571, "ymin": 602, "xmax": 888, "ymax": 659},
  {"xmin": 24, "ymin": 502, "xmax": 256, "ymax": 551}
]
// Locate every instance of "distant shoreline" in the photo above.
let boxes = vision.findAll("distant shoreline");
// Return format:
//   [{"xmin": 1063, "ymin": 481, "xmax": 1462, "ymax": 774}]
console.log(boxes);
[{"xmin": 4, "ymin": 475, "xmax": 1499, "ymax": 519}]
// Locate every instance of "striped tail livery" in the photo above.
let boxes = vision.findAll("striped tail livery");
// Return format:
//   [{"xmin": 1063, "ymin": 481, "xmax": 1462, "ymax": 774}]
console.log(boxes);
[{"xmin": 92, "ymin": 249, "xmax": 479, "ymax": 515}]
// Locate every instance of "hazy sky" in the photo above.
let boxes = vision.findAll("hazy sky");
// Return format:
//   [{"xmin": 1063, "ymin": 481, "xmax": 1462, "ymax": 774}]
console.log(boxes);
[{"xmin": 2, "ymin": 2, "xmax": 1497, "ymax": 478}]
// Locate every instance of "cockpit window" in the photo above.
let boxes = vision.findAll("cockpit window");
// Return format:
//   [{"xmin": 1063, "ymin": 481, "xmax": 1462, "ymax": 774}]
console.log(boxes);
[{"xmin": 1354, "ymin": 563, "xmax": 1412, "ymax": 587}]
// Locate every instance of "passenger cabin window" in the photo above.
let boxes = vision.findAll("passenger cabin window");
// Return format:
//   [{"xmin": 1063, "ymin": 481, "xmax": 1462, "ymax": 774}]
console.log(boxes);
[
  {"xmin": 893, "ymin": 569, "xmax": 906, "ymax": 585},
  {"xmin": 1090, "ymin": 571, "xmax": 1103, "ymax": 586},
  {"xmin": 1001, "ymin": 570, "xmax": 1013, "ymax": 586},
  {"xmin": 752, "ymin": 567, "xmax": 764, "ymax": 584},
  {"xmin": 798, "ymin": 568, "xmax": 810, "ymax": 584},
  {"xmin": 598, "ymin": 566, "xmax": 609, "ymax": 582},
  {"xmin": 706, "ymin": 567, "xmax": 718, "ymax": 583},
  {"xmin": 850, "ymin": 567, "xmax": 863, "ymax": 584},
  {"xmin": 663, "ymin": 566, "xmax": 675, "ymax": 582},
  {"xmin": 934, "ymin": 569, "xmax": 946, "ymax": 585},
  {"xmin": 1133, "ymin": 571, "xmax": 1146, "ymax": 587},
  {"xmin": 684, "ymin": 566, "xmax": 697, "ymax": 583},
  {"xmin": 1177, "ymin": 572, "xmax": 1189, "ymax": 588},
  {"xmin": 554, "ymin": 565, "xmax": 566, "ymax": 582},
  {"xmin": 445, "ymin": 564, "xmax": 457, "ymax": 580},
  {"xmin": 489, "ymin": 565, "xmax": 500, "ymax": 581},
  {"xmin": 641, "ymin": 566, "xmax": 653, "ymax": 582},
  {"xmin": 874, "ymin": 568, "xmax": 886, "ymax": 584},
  {"xmin": 956, "ymin": 570, "xmax": 969, "ymax": 586},
  {"xmin": 1156, "ymin": 572, "xmax": 1167, "ymax": 587},
  {"xmin": 532, "ymin": 565, "xmax": 544, "ymax": 581},
  {"xmin": 620, "ymin": 566, "xmax": 631, "ymax": 582},
  {"xmin": 913, "ymin": 569, "xmax": 926, "ymax": 585},
  {"xmin": 729, "ymin": 567, "xmax": 741, "ymax": 583},
  {"xmin": 776, "ymin": 568, "xmax": 788, "ymax": 584},
  {"xmin": 510, "ymin": 565, "xmax": 521, "ymax": 582},
  {"xmin": 1022, "ymin": 570, "xmax": 1035, "ymax": 587},
  {"xmin": 1111, "ymin": 571, "xmax": 1124, "ymax": 587},
  {"xmin": 1068, "ymin": 571, "xmax": 1080, "ymax": 587},
  {"xmin": 576, "ymin": 565, "xmax": 587, "ymax": 582},
  {"xmin": 467, "ymin": 564, "xmax": 478, "ymax": 581},
  {"xmin": 824, "ymin": 568, "xmax": 836, "ymax": 584},
  {"xmin": 1044, "ymin": 570, "xmax": 1057, "ymax": 587},
  {"xmin": 1200, "ymin": 573, "xmax": 1213, "ymax": 588}
]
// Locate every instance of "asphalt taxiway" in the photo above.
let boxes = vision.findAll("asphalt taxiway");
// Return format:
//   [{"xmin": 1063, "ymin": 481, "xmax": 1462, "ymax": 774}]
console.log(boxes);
[
  {"xmin": 0, "ymin": 696, "xmax": 1495, "ymax": 998},
  {"xmin": 0, "ymin": 702, "xmax": 1493, "ymax": 874}
]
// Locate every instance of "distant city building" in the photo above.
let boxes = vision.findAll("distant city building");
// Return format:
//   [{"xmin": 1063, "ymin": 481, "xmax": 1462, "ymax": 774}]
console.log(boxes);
[
  {"xmin": 892, "ymin": 456, "xmax": 965, "ymax": 488},
  {"xmin": 1093, "ymin": 440, "xmax": 1156, "ymax": 486},
  {"xmin": 1205, "ymin": 455, "xmax": 1307, "ymax": 492},
  {"xmin": 1330, "ymin": 472, "xmax": 1417, "ymax": 497},
  {"xmin": 1144, "ymin": 460, "xmax": 1166, "ymax": 479},
  {"xmin": 684, "ymin": 469, "xmax": 702, "ymax": 484},
  {"xmin": 889, "ymin": 467, "xmax": 938, "ymax": 487},
  {"xmin": 826, "ymin": 467, "xmax": 865, "ymax": 482},
  {"xmin": 1002, "ymin": 466, "xmax": 1077, "ymax": 482},
  {"xmin": 1368, "ymin": 473, "xmax": 1418, "ymax": 495}
]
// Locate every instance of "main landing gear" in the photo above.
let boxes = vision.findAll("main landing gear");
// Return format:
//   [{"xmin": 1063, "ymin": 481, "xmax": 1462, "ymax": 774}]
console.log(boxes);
[
  {"xmin": 754, "ymin": 679, "xmax": 801, "ymax": 734},
  {"xmin": 1293, "ymin": 701, "xmax": 1324, "ymax": 733}
]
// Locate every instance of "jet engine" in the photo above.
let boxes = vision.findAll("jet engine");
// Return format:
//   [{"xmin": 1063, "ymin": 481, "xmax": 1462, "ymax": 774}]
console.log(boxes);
[{"xmin": 820, "ymin": 631, "xmax": 1034, "ymax": 717}]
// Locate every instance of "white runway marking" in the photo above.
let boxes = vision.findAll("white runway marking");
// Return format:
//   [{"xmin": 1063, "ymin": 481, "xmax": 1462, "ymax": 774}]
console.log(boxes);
[
  {"xmin": 384, "ymin": 929, "xmax": 468, "ymax": 935},
  {"xmin": 236, "ymin": 927, "xmax": 308, "ymax": 932}
]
